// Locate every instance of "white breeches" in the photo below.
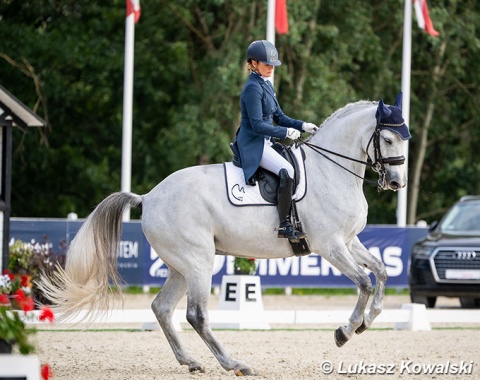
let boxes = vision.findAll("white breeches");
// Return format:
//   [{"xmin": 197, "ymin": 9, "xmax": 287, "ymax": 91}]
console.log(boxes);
[{"xmin": 259, "ymin": 139, "xmax": 294, "ymax": 178}]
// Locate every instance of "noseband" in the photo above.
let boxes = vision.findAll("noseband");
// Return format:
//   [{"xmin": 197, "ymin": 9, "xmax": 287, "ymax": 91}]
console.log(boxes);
[
  {"xmin": 300, "ymin": 122, "xmax": 405, "ymax": 192},
  {"xmin": 365, "ymin": 125, "xmax": 406, "ymax": 189}
]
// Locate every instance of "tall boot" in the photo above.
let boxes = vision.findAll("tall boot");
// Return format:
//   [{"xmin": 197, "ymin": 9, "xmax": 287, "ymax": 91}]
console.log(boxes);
[{"xmin": 277, "ymin": 169, "xmax": 306, "ymax": 240}]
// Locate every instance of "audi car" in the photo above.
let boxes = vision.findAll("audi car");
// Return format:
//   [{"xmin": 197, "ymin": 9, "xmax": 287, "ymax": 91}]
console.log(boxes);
[{"xmin": 408, "ymin": 196, "xmax": 480, "ymax": 308}]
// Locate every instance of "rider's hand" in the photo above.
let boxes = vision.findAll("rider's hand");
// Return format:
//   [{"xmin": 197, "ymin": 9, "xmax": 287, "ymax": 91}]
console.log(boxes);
[
  {"xmin": 302, "ymin": 122, "xmax": 318, "ymax": 133},
  {"xmin": 286, "ymin": 128, "xmax": 301, "ymax": 141}
]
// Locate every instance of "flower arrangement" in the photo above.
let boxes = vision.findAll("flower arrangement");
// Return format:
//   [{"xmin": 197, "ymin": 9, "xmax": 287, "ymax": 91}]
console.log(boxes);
[
  {"xmin": 9, "ymin": 237, "xmax": 66, "ymax": 305},
  {"xmin": 233, "ymin": 257, "xmax": 257, "ymax": 275},
  {"xmin": 0, "ymin": 270, "xmax": 54, "ymax": 355}
]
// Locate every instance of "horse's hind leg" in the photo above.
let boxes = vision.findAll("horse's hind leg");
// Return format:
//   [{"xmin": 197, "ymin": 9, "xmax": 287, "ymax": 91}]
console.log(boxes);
[
  {"xmin": 350, "ymin": 237, "xmax": 388, "ymax": 334},
  {"xmin": 185, "ymin": 271, "xmax": 255, "ymax": 376},
  {"xmin": 151, "ymin": 267, "xmax": 205, "ymax": 373}
]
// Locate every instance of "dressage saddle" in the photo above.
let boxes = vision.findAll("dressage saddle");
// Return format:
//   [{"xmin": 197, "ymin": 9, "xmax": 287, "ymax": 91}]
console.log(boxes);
[{"xmin": 230, "ymin": 141, "xmax": 304, "ymax": 204}]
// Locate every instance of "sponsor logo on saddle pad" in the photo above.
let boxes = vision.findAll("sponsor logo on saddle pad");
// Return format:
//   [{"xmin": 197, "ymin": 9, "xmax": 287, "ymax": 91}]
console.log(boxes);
[{"xmin": 223, "ymin": 147, "xmax": 307, "ymax": 206}]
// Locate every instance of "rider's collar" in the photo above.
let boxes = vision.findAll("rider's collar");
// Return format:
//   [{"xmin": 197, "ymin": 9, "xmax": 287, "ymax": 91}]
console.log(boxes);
[{"xmin": 251, "ymin": 72, "xmax": 271, "ymax": 82}]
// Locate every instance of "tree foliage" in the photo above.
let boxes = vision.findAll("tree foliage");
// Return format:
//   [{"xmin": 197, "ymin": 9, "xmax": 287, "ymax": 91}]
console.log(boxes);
[{"xmin": 0, "ymin": 0, "xmax": 479, "ymax": 224}]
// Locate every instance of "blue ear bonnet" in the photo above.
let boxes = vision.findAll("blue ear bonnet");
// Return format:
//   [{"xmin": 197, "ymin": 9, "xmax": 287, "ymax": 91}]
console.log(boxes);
[{"xmin": 376, "ymin": 92, "xmax": 411, "ymax": 140}]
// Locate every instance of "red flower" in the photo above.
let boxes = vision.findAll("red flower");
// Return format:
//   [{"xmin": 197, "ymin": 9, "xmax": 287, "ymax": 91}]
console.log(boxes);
[
  {"xmin": 41, "ymin": 364, "xmax": 52, "ymax": 380},
  {"xmin": 21, "ymin": 296, "xmax": 34, "ymax": 312},
  {"xmin": 39, "ymin": 306, "xmax": 55, "ymax": 323},
  {"xmin": 14, "ymin": 289, "xmax": 25, "ymax": 301},
  {"xmin": 0, "ymin": 294, "xmax": 9, "ymax": 305},
  {"xmin": 12, "ymin": 290, "xmax": 34, "ymax": 311},
  {"xmin": 20, "ymin": 275, "xmax": 29, "ymax": 287},
  {"xmin": 2, "ymin": 269, "xmax": 14, "ymax": 280},
  {"xmin": 248, "ymin": 258, "xmax": 255, "ymax": 261}
]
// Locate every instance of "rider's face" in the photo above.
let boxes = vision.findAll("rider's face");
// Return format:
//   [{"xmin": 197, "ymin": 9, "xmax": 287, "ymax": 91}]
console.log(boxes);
[{"xmin": 253, "ymin": 61, "xmax": 274, "ymax": 78}]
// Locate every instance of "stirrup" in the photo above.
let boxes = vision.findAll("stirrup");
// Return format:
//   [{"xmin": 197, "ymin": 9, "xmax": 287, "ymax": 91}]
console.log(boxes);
[
  {"xmin": 277, "ymin": 223, "xmax": 306, "ymax": 241},
  {"xmin": 293, "ymin": 229, "xmax": 307, "ymax": 240}
]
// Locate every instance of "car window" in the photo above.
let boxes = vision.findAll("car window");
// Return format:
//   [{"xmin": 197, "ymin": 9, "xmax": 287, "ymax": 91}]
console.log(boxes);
[{"xmin": 440, "ymin": 201, "xmax": 480, "ymax": 232}]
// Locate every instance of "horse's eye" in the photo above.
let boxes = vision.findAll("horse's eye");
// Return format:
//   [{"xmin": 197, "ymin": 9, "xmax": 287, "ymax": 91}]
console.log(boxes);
[{"xmin": 384, "ymin": 137, "xmax": 392, "ymax": 145}]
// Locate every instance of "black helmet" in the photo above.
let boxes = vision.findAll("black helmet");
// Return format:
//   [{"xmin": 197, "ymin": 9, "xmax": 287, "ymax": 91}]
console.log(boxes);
[{"xmin": 246, "ymin": 40, "xmax": 281, "ymax": 66}]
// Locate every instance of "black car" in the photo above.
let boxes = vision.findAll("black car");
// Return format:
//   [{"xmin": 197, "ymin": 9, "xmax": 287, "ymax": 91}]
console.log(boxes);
[{"xmin": 409, "ymin": 196, "xmax": 480, "ymax": 308}]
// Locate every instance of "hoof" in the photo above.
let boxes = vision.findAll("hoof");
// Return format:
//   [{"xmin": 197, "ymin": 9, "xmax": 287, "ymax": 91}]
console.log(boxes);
[
  {"xmin": 334, "ymin": 327, "xmax": 349, "ymax": 348},
  {"xmin": 188, "ymin": 364, "xmax": 205, "ymax": 373},
  {"xmin": 355, "ymin": 320, "xmax": 368, "ymax": 335},
  {"xmin": 234, "ymin": 365, "xmax": 256, "ymax": 376}
]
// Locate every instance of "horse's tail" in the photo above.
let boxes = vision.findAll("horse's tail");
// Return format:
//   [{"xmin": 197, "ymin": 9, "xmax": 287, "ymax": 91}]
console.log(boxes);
[{"xmin": 38, "ymin": 192, "xmax": 142, "ymax": 321}]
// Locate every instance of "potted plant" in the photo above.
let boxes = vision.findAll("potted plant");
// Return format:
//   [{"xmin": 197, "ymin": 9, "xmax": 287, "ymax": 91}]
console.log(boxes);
[
  {"xmin": 0, "ymin": 271, "xmax": 36, "ymax": 354},
  {"xmin": 233, "ymin": 257, "xmax": 257, "ymax": 275},
  {"xmin": 0, "ymin": 305, "xmax": 36, "ymax": 354},
  {"xmin": 0, "ymin": 271, "xmax": 54, "ymax": 354}
]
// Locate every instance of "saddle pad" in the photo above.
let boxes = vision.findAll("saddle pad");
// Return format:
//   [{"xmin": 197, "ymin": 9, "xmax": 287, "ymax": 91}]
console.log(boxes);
[{"xmin": 224, "ymin": 147, "xmax": 307, "ymax": 207}]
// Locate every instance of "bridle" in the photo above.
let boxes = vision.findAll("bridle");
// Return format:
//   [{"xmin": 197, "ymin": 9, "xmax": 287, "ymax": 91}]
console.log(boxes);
[{"xmin": 299, "ymin": 122, "xmax": 405, "ymax": 192}]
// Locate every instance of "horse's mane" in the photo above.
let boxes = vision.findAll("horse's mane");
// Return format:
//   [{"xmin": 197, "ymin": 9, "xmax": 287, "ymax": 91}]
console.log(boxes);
[
  {"xmin": 303, "ymin": 100, "xmax": 377, "ymax": 143},
  {"xmin": 321, "ymin": 100, "xmax": 376, "ymax": 128}
]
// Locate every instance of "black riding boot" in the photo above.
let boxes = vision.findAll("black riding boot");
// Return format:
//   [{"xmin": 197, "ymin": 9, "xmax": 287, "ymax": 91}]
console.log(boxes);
[{"xmin": 277, "ymin": 169, "xmax": 307, "ymax": 240}]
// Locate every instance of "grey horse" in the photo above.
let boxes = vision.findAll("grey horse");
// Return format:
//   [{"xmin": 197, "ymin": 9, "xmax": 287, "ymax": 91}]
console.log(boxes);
[{"xmin": 40, "ymin": 95, "xmax": 409, "ymax": 376}]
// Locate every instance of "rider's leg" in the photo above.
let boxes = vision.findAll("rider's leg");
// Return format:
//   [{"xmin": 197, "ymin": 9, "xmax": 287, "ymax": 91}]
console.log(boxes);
[
  {"xmin": 259, "ymin": 140, "xmax": 306, "ymax": 240},
  {"xmin": 259, "ymin": 139, "xmax": 295, "ymax": 178},
  {"xmin": 276, "ymin": 169, "xmax": 307, "ymax": 240}
]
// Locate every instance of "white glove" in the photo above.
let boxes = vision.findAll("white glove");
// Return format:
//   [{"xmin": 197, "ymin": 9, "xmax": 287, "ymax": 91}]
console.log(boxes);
[
  {"xmin": 286, "ymin": 128, "xmax": 301, "ymax": 141},
  {"xmin": 302, "ymin": 122, "xmax": 318, "ymax": 133}
]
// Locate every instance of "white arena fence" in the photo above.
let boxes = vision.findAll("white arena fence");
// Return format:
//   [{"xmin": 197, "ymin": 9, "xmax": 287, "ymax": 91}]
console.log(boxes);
[{"xmin": 25, "ymin": 306, "xmax": 480, "ymax": 332}]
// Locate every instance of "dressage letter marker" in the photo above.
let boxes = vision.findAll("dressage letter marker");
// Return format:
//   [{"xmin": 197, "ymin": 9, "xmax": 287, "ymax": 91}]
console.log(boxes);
[
  {"xmin": 225, "ymin": 282, "xmax": 237, "ymax": 301},
  {"xmin": 245, "ymin": 284, "xmax": 256, "ymax": 302},
  {"xmin": 212, "ymin": 275, "xmax": 270, "ymax": 329}
]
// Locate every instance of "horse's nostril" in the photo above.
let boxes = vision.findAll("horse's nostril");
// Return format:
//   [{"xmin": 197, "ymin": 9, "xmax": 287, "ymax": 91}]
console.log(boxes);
[{"xmin": 390, "ymin": 181, "xmax": 400, "ymax": 190}]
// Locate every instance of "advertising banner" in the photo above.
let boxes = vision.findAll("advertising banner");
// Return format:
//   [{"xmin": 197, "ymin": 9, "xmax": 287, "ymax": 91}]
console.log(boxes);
[
  {"xmin": 10, "ymin": 219, "xmax": 428, "ymax": 288},
  {"xmin": 9, "ymin": 219, "xmax": 145, "ymax": 285},
  {"xmin": 145, "ymin": 226, "xmax": 429, "ymax": 288}
]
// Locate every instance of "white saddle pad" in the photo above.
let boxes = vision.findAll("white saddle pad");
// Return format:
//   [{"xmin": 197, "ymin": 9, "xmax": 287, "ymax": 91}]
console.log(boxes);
[{"xmin": 224, "ymin": 147, "xmax": 307, "ymax": 206}]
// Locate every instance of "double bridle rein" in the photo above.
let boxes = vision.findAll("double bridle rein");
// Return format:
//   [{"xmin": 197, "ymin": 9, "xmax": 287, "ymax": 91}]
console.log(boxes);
[{"xmin": 299, "ymin": 122, "xmax": 405, "ymax": 192}]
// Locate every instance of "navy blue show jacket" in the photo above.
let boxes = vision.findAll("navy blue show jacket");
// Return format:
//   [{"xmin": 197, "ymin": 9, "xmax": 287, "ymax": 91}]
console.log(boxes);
[{"xmin": 232, "ymin": 72, "xmax": 304, "ymax": 183}]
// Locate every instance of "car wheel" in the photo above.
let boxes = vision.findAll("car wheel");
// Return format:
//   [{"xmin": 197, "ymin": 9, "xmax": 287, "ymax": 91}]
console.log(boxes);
[
  {"xmin": 410, "ymin": 293, "xmax": 437, "ymax": 308},
  {"xmin": 459, "ymin": 297, "xmax": 480, "ymax": 309}
]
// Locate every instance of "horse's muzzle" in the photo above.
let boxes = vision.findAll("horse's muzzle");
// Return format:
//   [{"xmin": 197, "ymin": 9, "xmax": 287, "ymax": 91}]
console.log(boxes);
[{"xmin": 387, "ymin": 174, "xmax": 407, "ymax": 191}]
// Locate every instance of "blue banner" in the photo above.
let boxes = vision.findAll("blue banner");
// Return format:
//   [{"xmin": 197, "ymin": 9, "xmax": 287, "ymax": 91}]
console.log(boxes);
[
  {"xmin": 9, "ymin": 219, "xmax": 145, "ymax": 285},
  {"xmin": 10, "ymin": 219, "xmax": 428, "ymax": 288}
]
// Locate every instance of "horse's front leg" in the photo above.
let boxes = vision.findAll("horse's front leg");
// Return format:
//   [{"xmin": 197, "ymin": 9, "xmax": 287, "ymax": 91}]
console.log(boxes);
[
  {"xmin": 319, "ymin": 243, "xmax": 373, "ymax": 347},
  {"xmin": 350, "ymin": 236, "xmax": 388, "ymax": 334}
]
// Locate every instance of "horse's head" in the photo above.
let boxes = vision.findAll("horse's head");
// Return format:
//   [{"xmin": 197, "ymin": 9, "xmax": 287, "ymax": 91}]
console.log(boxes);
[
  {"xmin": 371, "ymin": 92, "xmax": 411, "ymax": 191},
  {"xmin": 303, "ymin": 95, "xmax": 410, "ymax": 192}
]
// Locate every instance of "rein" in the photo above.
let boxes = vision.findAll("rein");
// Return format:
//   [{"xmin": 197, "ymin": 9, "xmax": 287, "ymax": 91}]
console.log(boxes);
[{"xmin": 299, "ymin": 123, "xmax": 405, "ymax": 191}]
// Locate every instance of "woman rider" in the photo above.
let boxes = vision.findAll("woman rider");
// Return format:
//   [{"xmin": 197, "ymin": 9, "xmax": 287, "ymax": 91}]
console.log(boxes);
[{"xmin": 232, "ymin": 40, "xmax": 318, "ymax": 241}]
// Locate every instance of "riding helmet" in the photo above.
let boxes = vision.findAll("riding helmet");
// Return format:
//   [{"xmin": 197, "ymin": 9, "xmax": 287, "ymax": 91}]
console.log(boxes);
[{"xmin": 246, "ymin": 40, "xmax": 281, "ymax": 66}]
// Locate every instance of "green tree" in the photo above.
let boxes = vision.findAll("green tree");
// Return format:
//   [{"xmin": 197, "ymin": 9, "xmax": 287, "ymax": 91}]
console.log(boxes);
[
  {"xmin": 408, "ymin": 0, "xmax": 480, "ymax": 223},
  {"xmin": 0, "ymin": 0, "xmax": 478, "ymax": 226}
]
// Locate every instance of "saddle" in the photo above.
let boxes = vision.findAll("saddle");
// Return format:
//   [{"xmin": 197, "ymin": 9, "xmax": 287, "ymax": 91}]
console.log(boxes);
[
  {"xmin": 227, "ymin": 142, "xmax": 311, "ymax": 256},
  {"xmin": 230, "ymin": 142, "xmax": 305, "ymax": 204}
]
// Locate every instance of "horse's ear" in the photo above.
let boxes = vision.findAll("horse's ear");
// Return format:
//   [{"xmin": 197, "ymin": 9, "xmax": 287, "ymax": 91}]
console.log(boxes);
[
  {"xmin": 394, "ymin": 92, "xmax": 403, "ymax": 110},
  {"xmin": 376, "ymin": 98, "xmax": 391, "ymax": 120}
]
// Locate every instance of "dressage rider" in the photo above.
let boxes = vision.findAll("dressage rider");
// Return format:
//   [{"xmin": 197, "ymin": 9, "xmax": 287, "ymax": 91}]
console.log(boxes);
[{"xmin": 231, "ymin": 40, "xmax": 318, "ymax": 241}]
